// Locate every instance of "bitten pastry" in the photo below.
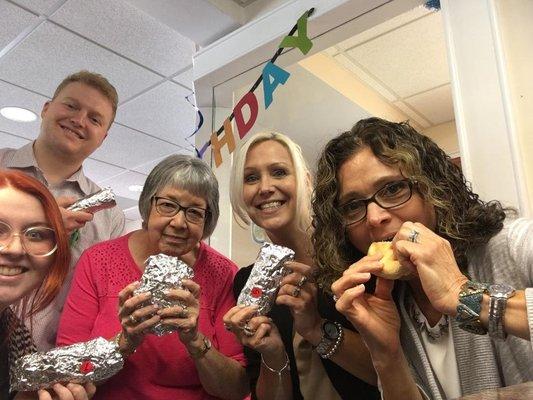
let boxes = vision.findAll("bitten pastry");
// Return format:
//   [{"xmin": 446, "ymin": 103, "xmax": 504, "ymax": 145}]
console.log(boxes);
[{"xmin": 367, "ymin": 241, "xmax": 410, "ymax": 280}]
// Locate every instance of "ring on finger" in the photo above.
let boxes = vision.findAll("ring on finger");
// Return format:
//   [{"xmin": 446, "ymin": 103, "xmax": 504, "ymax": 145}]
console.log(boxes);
[
  {"xmin": 243, "ymin": 323, "xmax": 255, "ymax": 337},
  {"xmin": 292, "ymin": 286, "xmax": 301, "ymax": 297},
  {"xmin": 408, "ymin": 229, "xmax": 420, "ymax": 243},
  {"xmin": 179, "ymin": 305, "xmax": 189, "ymax": 318},
  {"xmin": 129, "ymin": 314, "xmax": 138, "ymax": 325},
  {"xmin": 296, "ymin": 275, "xmax": 307, "ymax": 288},
  {"xmin": 223, "ymin": 322, "xmax": 232, "ymax": 331}
]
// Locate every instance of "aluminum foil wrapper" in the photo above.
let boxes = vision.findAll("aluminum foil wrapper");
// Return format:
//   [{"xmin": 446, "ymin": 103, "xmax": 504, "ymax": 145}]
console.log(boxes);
[
  {"xmin": 11, "ymin": 337, "xmax": 124, "ymax": 391},
  {"xmin": 237, "ymin": 243, "xmax": 295, "ymax": 315},
  {"xmin": 67, "ymin": 187, "xmax": 116, "ymax": 213},
  {"xmin": 134, "ymin": 253, "xmax": 194, "ymax": 336}
]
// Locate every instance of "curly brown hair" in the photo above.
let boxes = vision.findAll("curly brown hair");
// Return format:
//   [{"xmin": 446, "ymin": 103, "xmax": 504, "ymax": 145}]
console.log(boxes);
[{"xmin": 312, "ymin": 117, "xmax": 509, "ymax": 290}]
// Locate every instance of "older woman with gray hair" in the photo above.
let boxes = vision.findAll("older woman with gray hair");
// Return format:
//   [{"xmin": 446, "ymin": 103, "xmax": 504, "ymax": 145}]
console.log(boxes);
[{"xmin": 57, "ymin": 155, "xmax": 248, "ymax": 400}]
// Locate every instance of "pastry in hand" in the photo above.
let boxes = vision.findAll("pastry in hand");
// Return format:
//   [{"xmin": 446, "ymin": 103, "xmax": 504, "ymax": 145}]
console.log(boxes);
[{"xmin": 367, "ymin": 241, "xmax": 411, "ymax": 280}]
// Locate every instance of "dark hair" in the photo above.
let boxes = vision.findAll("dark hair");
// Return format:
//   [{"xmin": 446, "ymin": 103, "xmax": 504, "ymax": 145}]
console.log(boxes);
[{"xmin": 312, "ymin": 117, "xmax": 508, "ymax": 289}]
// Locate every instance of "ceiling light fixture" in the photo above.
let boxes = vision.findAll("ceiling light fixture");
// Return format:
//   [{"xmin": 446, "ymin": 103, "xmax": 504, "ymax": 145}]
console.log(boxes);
[
  {"xmin": 128, "ymin": 185, "xmax": 144, "ymax": 192},
  {"xmin": 0, "ymin": 106, "xmax": 37, "ymax": 122}
]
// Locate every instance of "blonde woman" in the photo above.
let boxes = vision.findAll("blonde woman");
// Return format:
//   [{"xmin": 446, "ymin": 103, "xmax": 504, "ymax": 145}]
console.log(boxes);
[{"xmin": 223, "ymin": 132, "xmax": 379, "ymax": 400}]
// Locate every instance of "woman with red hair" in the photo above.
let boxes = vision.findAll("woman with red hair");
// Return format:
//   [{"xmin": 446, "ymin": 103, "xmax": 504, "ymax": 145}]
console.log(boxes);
[{"xmin": 0, "ymin": 170, "xmax": 95, "ymax": 400}]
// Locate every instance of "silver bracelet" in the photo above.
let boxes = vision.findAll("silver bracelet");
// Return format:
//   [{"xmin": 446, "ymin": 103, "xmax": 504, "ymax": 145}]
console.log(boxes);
[{"xmin": 261, "ymin": 352, "xmax": 290, "ymax": 380}]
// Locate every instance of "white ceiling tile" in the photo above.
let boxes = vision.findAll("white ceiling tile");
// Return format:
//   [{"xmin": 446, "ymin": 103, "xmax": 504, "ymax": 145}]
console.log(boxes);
[
  {"xmin": 346, "ymin": 12, "xmax": 449, "ymax": 98},
  {"xmin": 131, "ymin": 150, "xmax": 191, "ymax": 175},
  {"xmin": 90, "ymin": 123, "xmax": 183, "ymax": 170},
  {"xmin": 172, "ymin": 68, "xmax": 193, "ymax": 90},
  {"xmin": 0, "ymin": 80, "xmax": 48, "ymax": 139},
  {"xmin": 0, "ymin": 21, "xmax": 161, "ymax": 100},
  {"xmin": 337, "ymin": 6, "xmax": 432, "ymax": 50},
  {"xmin": 51, "ymin": 0, "xmax": 195, "ymax": 76},
  {"xmin": 83, "ymin": 158, "xmax": 127, "ymax": 183},
  {"xmin": 332, "ymin": 53, "xmax": 398, "ymax": 102},
  {"xmin": 404, "ymin": 84, "xmax": 455, "ymax": 125},
  {"xmin": 393, "ymin": 101, "xmax": 431, "ymax": 128},
  {"xmin": 98, "ymin": 169, "xmax": 147, "ymax": 201},
  {"xmin": 114, "ymin": 196, "xmax": 138, "ymax": 213},
  {"xmin": 116, "ymin": 81, "xmax": 196, "ymax": 146},
  {"xmin": 0, "ymin": 1, "xmax": 39, "ymax": 49},
  {"xmin": 0, "ymin": 131, "xmax": 31, "ymax": 148},
  {"xmin": 9, "ymin": 0, "xmax": 60, "ymax": 16}
]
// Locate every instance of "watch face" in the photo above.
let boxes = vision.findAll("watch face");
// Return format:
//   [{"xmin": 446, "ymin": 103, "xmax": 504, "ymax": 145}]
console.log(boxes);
[
  {"xmin": 324, "ymin": 322, "xmax": 339, "ymax": 339},
  {"xmin": 489, "ymin": 283, "xmax": 515, "ymax": 297}
]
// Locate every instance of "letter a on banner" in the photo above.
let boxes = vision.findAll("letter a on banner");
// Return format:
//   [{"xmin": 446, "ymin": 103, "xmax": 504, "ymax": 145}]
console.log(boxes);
[
  {"xmin": 211, "ymin": 118, "xmax": 236, "ymax": 167},
  {"xmin": 233, "ymin": 92, "xmax": 259, "ymax": 139},
  {"xmin": 279, "ymin": 13, "xmax": 313, "ymax": 55},
  {"xmin": 262, "ymin": 62, "xmax": 290, "ymax": 109}
]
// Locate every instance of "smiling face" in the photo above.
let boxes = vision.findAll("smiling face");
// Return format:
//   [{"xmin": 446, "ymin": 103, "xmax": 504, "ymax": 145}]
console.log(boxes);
[
  {"xmin": 145, "ymin": 185, "xmax": 206, "ymax": 257},
  {"xmin": 338, "ymin": 147, "xmax": 436, "ymax": 254},
  {"xmin": 0, "ymin": 187, "xmax": 53, "ymax": 310},
  {"xmin": 39, "ymin": 82, "xmax": 113, "ymax": 162},
  {"xmin": 242, "ymin": 140, "xmax": 298, "ymax": 235}
]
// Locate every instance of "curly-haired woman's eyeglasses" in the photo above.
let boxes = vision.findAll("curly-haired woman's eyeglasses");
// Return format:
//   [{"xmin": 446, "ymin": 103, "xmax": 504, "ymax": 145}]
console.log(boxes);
[{"xmin": 339, "ymin": 179, "xmax": 416, "ymax": 226}]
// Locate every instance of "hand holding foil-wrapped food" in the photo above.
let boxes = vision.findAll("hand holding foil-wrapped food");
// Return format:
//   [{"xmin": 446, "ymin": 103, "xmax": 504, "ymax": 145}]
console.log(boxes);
[
  {"xmin": 132, "ymin": 254, "xmax": 195, "ymax": 336},
  {"xmin": 11, "ymin": 337, "xmax": 124, "ymax": 391},
  {"xmin": 67, "ymin": 187, "xmax": 116, "ymax": 214},
  {"xmin": 237, "ymin": 243, "xmax": 295, "ymax": 315}
]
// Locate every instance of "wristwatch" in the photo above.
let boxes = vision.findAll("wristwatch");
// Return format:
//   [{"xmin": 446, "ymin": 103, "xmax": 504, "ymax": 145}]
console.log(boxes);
[
  {"xmin": 315, "ymin": 321, "xmax": 343, "ymax": 359},
  {"xmin": 488, "ymin": 283, "xmax": 515, "ymax": 340},
  {"xmin": 456, "ymin": 281, "xmax": 488, "ymax": 335},
  {"xmin": 188, "ymin": 335, "xmax": 212, "ymax": 359}
]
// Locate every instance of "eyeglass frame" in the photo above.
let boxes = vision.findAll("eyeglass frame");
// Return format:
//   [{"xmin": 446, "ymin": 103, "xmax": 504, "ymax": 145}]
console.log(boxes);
[
  {"xmin": 0, "ymin": 221, "xmax": 58, "ymax": 257},
  {"xmin": 152, "ymin": 196, "xmax": 209, "ymax": 225},
  {"xmin": 338, "ymin": 178, "xmax": 418, "ymax": 226}
]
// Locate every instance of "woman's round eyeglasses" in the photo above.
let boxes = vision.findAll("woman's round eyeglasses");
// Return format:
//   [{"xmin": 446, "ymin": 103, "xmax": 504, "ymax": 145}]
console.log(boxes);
[{"xmin": 0, "ymin": 221, "xmax": 57, "ymax": 257}]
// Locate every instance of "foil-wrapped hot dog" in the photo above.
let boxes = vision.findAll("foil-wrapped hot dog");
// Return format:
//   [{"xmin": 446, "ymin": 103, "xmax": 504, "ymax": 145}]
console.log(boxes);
[
  {"xmin": 11, "ymin": 337, "xmax": 124, "ymax": 391},
  {"xmin": 67, "ymin": 187, "xmax": 116, "ymax": 214},
  {"xmin": 134, "ymin": 254, "xmax": 194, "ymax": 336},
  {"xmin": 237, "ymin": 243, "xmax": 295, "ymax": 315}
]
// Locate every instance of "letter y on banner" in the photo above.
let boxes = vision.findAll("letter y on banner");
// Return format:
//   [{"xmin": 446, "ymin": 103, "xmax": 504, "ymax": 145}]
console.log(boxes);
[{"xmin": 279, "ymin": 12, "xmax": 313, "ymax": 55}]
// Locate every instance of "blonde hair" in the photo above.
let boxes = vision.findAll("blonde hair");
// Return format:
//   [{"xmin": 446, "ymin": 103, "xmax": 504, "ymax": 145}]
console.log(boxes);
[{"xmin": 230, "ymin": 132, "xmax": 312, "ymax": 235}]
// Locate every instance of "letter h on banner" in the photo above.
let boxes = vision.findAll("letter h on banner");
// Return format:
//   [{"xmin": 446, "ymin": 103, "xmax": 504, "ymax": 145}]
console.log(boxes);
[{"xmin": 211, "ymin": 118, "xmax": 236, "ymax": 167}]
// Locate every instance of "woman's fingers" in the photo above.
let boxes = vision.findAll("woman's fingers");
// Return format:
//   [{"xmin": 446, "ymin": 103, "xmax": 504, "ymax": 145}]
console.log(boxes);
[
  {"xmin": 335, "ymin": 284, "xmax": 366, "ymax": 315},
  {"xmin": 83, "ymin": 382, "xmax": 96, "ymax": 399},
  {"xmin": 117, "ymin": 281, "xmax": 141, "ymax": 307},
  {"xmin": 331, "ymin": 271, "xmax": 372, "ymax": 297},
  {"xmin": 119, "ymin": 292, "xmax": 152, "ymax": 319}
]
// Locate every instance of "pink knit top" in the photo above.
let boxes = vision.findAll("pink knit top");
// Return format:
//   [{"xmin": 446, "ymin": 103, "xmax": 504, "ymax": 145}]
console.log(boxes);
[{"xmin": 57, "ymin": 233, "xmax": 245, "ymax": 400}]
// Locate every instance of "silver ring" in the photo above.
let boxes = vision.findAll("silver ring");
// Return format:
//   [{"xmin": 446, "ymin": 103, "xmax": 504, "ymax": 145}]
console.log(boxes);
[
  {"xmin": 129, "ymin": 314, "xmax": 137, "ymax": 325},
  {"xmin": 296, "ymin": 275, "xmax": 307, "ymax": 288},
  {"xmin": 243, "ymin": 324, "xmax": 255, "ymax": 337},
  {"xmin": 332, "ymin": 294, "xmax": 339, "ymax": 302},
  {"xmin": 408, "ymin": 229, "xmax": 420, "ymax": 243},
  {"xmin": 292, "ymin": 286, "xmax": 301, "ymax": 297}
]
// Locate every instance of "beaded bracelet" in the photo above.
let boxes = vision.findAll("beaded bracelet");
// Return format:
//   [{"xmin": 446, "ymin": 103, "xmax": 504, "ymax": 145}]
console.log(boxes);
[{"xmin": 261, "ymin": 352, "xmax": 290, "ymax": 382}]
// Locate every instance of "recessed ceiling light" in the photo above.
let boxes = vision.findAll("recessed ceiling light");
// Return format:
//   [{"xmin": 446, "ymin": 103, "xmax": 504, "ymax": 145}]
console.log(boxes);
[
  {"xmin": 0, "ymin": 106, "xmax": 37, "ymax": 122},
  {"xmin": 128, "ymin": 185, "xmax": 144, "ymax": 192}
]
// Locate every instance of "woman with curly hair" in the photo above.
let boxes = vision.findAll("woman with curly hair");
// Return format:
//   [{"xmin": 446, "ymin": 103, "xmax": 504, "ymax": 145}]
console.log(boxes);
[{"xmin": 314, "ymin": 117, "xmax": 532, "ymax": 400}]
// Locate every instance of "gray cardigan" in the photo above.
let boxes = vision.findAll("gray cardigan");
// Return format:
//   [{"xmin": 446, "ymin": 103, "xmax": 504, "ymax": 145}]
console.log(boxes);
[{"xmin": 397, "ymin": 218, "xmax": 533, "ymax": 399}]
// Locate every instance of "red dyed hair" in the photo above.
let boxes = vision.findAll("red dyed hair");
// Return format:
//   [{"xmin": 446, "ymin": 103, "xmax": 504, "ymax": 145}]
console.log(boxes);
[{"xmin": 0, "ymin": 170, "xmax": 70, "ymax": 316}]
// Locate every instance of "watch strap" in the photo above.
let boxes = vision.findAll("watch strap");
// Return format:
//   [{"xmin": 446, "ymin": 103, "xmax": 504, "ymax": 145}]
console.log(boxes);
[
  {"xmin": 488, "ymin": 284, "xmax": 516, "ymax": 340},
  {"xmin": 188, "ymin": 335, "xmax": 212, "ymax": 359},
  {"xmin": 456, "ymin": 281, "xmax": 488, "ymax": 335},
  {"xmin": 315, "ymin": 321, "xmax": 343, "ymax": 359}
]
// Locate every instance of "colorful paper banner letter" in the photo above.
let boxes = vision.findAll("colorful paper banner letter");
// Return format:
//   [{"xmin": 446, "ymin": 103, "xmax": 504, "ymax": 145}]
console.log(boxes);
[
  {"xmin": 278, "ymin": 13, "xmax": 313, "ymax": 55},
  {"xmin": 211, "ymin": 118, "xmax": 236, "ymax": 167},
  {"xmin": 262, "ymin": 62, "xmax": 290, "ymax": 109},
  {"xmin": 233, "ymin": 92, "xmax": 259, "ymax": 139}
]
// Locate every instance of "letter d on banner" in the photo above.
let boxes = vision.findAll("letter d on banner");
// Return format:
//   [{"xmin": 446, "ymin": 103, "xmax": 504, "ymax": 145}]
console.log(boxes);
[
  {"xmin": 233, "ymin": 92, "xmax": 259, "ymax": 139},
  {"xmin": 211, "ymin": 118, "xmax": 236, "ymax": 167}
]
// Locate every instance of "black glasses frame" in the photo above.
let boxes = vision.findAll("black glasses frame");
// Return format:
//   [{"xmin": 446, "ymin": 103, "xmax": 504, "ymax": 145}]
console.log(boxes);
[
  {"xmin": 153, "ymin": 196, "xmax": 208, "ymax": 224},
  {"xmin": 339, "ymin": 179, "xmax": 417, "ymax": 226}
]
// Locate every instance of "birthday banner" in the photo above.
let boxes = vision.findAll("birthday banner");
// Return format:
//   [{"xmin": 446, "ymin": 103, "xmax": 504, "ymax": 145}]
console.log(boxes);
[{"xmin": 196, "ymin": 8, "xmax": 315, "ymax": 167}]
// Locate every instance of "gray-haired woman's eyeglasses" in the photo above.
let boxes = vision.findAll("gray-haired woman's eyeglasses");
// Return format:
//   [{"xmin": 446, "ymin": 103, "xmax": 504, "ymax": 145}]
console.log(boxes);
[{"xmin": 153, "ymin": 196, "xmax": 207, "ymax": 225}]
